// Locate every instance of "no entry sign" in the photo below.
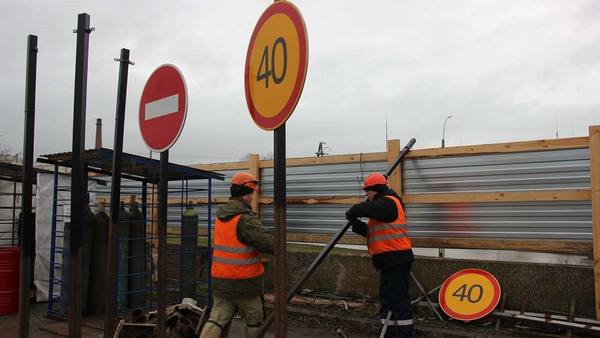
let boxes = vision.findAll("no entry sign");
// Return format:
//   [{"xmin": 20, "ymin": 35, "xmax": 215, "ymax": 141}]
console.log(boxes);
[
  {"xmin": 244, "ymin": 1, "xmax": 308, "ymax": 130},
  {"xmin": 139, "ymin": 64, "xmax": 187, "ymax": 152}
]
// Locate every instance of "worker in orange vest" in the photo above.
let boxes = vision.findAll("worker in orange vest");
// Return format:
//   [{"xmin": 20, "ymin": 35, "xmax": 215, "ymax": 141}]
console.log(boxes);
[
  {"xmin": 200, "ymin": 172, "xmax": 273, "ymax": 338},
  {"xmin": 345, "ymin": 173, "xmax": 414, "ymax": 338}
]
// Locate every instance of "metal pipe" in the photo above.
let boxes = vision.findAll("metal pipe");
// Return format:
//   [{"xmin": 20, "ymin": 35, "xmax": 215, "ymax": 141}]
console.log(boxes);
[
  {"xmin": 47, "ymin": 165, "xmax": 59, "ymax": 316},
  {"xmin": 18, "ymin": 33, "xmax": 37, "ymax": 338},
  {"xmin": 157, "ymin": 150, "xmax": 169, "ymax": 338},
  {"xmin": 274, "ymin": 124, "xmax": 287, "ymax": 337},
  {"xmin": 104, "ymin": 48, "xmax": 131, "ymax": 338},
  {"xmin": 69, "ymin": 13, "xmax": 92, "ymax": 338}
]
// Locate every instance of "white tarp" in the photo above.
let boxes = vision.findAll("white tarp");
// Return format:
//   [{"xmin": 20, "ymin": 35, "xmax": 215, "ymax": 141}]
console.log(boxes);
[{"xmin": 34, "ymin": 172, "xmax": 96, "ymax": 302}]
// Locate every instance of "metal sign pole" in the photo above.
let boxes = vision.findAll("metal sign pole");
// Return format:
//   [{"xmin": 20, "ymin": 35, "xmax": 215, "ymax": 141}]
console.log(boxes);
[
  {"xmin": 17, "ymin": 34, "xmax": 37, "ymax": 338},
  {"xmin": 273, "ymin": 123, "xmax": 287, "ymax": 337},
  {"xmin": 69, "ymin": 13, "xmax": 91, "ymax": 338},
  {"xmin": 104, "ymin": 48, "xmax": 132, "ymax": 337},
  {"xmin": 157, "ymin": 150, "xmax": 169, "ymax": 338}
]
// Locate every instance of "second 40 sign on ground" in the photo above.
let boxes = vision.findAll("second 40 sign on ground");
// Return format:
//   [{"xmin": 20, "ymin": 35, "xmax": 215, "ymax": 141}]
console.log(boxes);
[
  {"xmin": 244, "ymin": 1, "xmax": 308, "ymax": 131},
  {"xmin": 439, "ymin": 269, "xmax": 501, "ymax": 321}
]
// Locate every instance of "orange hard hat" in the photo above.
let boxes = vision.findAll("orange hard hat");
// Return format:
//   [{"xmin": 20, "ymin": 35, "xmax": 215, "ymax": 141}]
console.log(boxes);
[
  {"xmin": 231, "ymin": 172, "xmax": 259, "ymax": 191},
  {"xmin": 363, "ymin": 173, "xmax": 388, "ymax": 190}
]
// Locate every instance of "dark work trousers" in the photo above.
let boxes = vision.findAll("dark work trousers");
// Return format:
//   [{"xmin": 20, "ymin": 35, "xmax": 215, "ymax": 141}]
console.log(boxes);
[{"xmin": 379, "ymin": 262, "xmax": 413, "ymax": 338}]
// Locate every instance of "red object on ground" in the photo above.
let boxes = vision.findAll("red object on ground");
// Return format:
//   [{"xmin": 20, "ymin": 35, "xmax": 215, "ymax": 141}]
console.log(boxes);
[{"xmin": 0, "ymin": 246, "xmax": 20, "ymax": 315}]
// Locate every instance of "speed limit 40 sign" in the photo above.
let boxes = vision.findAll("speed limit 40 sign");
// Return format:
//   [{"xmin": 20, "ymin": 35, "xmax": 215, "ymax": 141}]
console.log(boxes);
[
  {"xmin": 244, "ymin": 1, "xmax": 308, "ymax": 130},
  {"xmin": 439, "ymin": 269, "xmax": 501, "ymax": 321}
]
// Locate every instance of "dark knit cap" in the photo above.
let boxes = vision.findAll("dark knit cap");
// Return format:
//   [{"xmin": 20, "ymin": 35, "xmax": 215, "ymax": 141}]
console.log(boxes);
[{"xmin": 231, "ymin": 184, "xmax": 255, "ymax": 197}]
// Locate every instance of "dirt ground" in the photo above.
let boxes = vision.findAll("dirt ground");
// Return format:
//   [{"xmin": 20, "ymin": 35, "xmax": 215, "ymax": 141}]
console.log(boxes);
[
  {"xmin": 0, "ymin": 303, "xmax": 341, "ymax": 338},
  {"xmin": 2, "ymin": 302, "xmax": 597, "ymax": 337}
]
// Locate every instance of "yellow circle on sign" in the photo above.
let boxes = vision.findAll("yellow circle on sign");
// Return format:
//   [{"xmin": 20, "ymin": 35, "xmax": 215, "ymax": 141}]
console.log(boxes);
[
  {"xmin": 248, "ymin": 14, "xmax": 300, "ymax": 118},
  {"xmin": 244, "ymin": 1, "xmax": 308, "ymax": 130},
  {"xmin": 439, "ymin": 269, "xmax": 501, "ymax": 321}
]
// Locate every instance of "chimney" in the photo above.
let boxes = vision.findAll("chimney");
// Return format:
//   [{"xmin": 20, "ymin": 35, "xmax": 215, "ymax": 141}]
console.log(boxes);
[{"xmin": 95, "ymin": 118, "xmax": 102, "ymax": 149}]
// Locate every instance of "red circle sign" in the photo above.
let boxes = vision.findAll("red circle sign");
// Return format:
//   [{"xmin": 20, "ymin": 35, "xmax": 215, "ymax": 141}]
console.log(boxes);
[
  {"xmin": 244, "ymin": 1, "xmax": 308, "ymax": 130},
  {"xmin": 139, "ymin": 64, "xmax": 187, "ymax": 152},
  {"xmin": 439, "ymin": 269, "xmax": 501, "ymax": 321}
]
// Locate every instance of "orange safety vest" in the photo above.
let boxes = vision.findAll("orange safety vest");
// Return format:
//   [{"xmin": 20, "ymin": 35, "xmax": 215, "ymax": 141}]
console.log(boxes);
[
  {"xmin": 211, "ymin": 214, "xmax": 264, "ymax": 279},
  {"xmin": 367, "ymin": 195, "xmax": 412, "ymax": 256}
]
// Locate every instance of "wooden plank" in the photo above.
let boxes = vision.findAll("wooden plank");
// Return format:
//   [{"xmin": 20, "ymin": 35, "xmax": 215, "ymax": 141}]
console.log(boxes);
[
  {"xmin": 403, "ymin": 190, "xmax": 590, "ymax": 204},
  {"xmin": 250, "ymin": 154, "xmax": 260, "ymax": 214},
  {"xmin": 259, "ymin": 152, "xmax": 387, "ymax": 168},
  {"xmin": 277, "ymin": 233, "xmax": 593, "ymax": 256},
  {"xmin": 191, "ymin": 161, "xmax": 249, "ymax": 171},
  {"xmin": 158, "ymin": 189, "xmax": 589, "ymax": 206},
  {"xmin": 589, "ymin": 126, "xmax": 600, "ymax": 319},
  {"xmin": 411, "ymin": 237, "xmax": 592, "ymax": 256},
  {"xmin": 258, "ymin": 196, "xmax": 363, "ymax": 205},
  {"xmin": 387, "ymin": 139, "xmax": 401, "ymax": 193},
  {"xmin": 407, "ymin": 136, "xmax": 588, "ymax": 158}
]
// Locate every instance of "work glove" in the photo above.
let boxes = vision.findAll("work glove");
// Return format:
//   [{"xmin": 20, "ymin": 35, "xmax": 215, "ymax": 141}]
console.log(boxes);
[{"xmin": 345, "ymin": 208, "xmax": 358, "ymax": 221}]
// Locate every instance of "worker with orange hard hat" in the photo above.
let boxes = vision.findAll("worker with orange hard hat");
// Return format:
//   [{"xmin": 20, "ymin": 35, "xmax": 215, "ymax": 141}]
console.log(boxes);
[
  {"xmin": 345, "ymin": 172, "xmax": 414, "ymax": 338},
  {"xmin": 200, "ymin": 172, "xmax": 273, "ymax": 338}
]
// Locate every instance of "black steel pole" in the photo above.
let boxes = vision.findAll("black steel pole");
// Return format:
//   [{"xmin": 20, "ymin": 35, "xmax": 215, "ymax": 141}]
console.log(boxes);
[
  {"xmin": 273, "ymin": 124, "xmax": 287, "ymax": 337},
  {"xmin": 104, "ymin": 48, "xmax": 131, "ymax": 338},
  {"xmin": 69, "ymin": 13, "xmax": 91, "ymax": 338},
  {"xmin": 157, "ymin": 150, "xmax": 169, "ymax": 338},
  {"xmin": 17, "ymin": 34, "xmax": 37, "ymax": 338}
]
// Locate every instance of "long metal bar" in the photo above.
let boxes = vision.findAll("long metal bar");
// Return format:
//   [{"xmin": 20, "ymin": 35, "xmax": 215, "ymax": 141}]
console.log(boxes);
[
  {"xmin": 207, "ymin": 178, "xmax": 212, "ymax": 307},
  {"xmin": 104, "ymin": 48, "xmax": 131, "ymax": 338},
  {"xmin": 18, "ymin": 34, "xmax": 37, "ymax": 338},
  {"xmin": 252, "ymin": 138, "xmax": 417, "ymax": 338},
  {"xmin": 47, "ymin": 165, "xmax": 59, "ymax": 316},
  {"xmin": 12, "ymin": 181, "xmax": 17, "ymax": 246},
  {"xmin": 274, "ymin": 124, "xmax": 287, "ymax": 337},
  {"xmin": 157, "ymin": 150, "xmax": 169, "ymax": 338},
  {"xmin": 69, "ymin": 14, "xmax": 91, "ymax": 338},
  {"xmin": 409, "ymin": 271, "xmax": 443, "ymax": 321}
]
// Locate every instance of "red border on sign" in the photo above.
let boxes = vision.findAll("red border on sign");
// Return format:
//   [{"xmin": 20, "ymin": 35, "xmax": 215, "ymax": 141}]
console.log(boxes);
[
  {"xmin": 138, "ymin": 64, "xmax": 188, "ymax": 153},
  {"xmin": 244, "ymin": 1, "xmax": 309, "ymax": 131},
  {"xmin": 438, "ymin": 269, "xmax": 501, "ymax": 321}
]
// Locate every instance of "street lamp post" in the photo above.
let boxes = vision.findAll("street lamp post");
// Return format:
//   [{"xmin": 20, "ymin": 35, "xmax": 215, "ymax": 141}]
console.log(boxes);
[{"xmin": 441, "ymin": 115, "xmax": 453, "ymax": 148}]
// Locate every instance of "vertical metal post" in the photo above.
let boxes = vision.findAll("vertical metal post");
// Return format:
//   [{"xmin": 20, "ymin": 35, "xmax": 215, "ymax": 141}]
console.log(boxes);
[
  {"xmin": 157, "ymin": 150, "xmax": 169, "ymax": 338},
  {"xmin": 69, "ymin": 13, "xmax": 91, "ymax": 338},
  {"xmin": 12, "ymin": 181, "xmax": 17, "ymax": 246},
  {"xmin": 18, "ymin": 34, "xmax": 37, "ymax": 338},
  {"xmin": 273, "ymin": 124, "xmax": 287, "ymax": 337},
  {"xmin": 207, "ymin": 178, "xmax": 212, "ymax": 306},
  {"xmin": 47, "ymin": 165, "xmax": 59, "ymax": 316},
  {"xmin": 142, "ymin": 181, "xmax": 148, "ymax": 220},
  {"xmin": 104, "ymin": 48, "xmax": 131, "ymax": 337}
]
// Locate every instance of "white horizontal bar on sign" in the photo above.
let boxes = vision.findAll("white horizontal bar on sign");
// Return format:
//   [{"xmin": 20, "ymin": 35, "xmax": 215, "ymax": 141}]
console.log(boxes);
[{"xmin": 145, "ymin": 94, "xmax": 179, "ymax": 120}]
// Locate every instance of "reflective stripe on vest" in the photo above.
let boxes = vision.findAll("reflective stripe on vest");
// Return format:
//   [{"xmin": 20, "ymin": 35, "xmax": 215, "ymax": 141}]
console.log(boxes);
[
  {"xmin": 367, "ymin": 195, "xmax": 412, "ymax": 256},
  {"xmin": 211, "ymin": 214, "xmax": 264, "ymax": 279}
]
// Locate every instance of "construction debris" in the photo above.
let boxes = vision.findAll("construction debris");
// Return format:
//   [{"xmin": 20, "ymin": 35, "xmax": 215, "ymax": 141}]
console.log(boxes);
[{"xmin": 113, "ymin": 300, "xmax": 207, "ymax": 338}]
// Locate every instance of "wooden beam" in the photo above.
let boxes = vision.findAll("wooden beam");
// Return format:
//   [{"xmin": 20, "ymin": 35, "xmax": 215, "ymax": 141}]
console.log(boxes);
[
  {"xmin": 407, "ymin": 136, "xmax": 588, "ymax": 158},
  {"xmin": 412, "ymin": 237, "xmax": 592, "ymax": 256},
  {"xmin": 403, "ymin": 190, "xmax": 590, "ymax": 204},
  {"xmin": 156, "ymin": 189, "xmax": 589, "ymax": 206},
  {"xmin": 259, "ymin": 152, "xmax": 387, "ymax": 168},
  {"xmin": 387, "ymin": 139, "xmax": 401, "ymax": 193},
  {"xmin": 192, "ymin": 161, "xmax": 249, "ymax": 171},
  {"xmin": 589, "ymin": 126, "xmax": 600, "ymax": 319},
  {"xmin": 273, "ymin": 233, "xmax": 593, "ymax": 256}
]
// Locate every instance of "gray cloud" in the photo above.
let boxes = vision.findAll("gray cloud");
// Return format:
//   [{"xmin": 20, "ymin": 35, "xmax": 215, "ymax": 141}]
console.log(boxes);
[{"xmin": 1, "ymin": 0, "xmax": 598, "ymax": 164}]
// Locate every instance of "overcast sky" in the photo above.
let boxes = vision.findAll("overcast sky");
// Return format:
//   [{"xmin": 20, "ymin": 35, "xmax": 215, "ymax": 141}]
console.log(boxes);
[{"xmin": 1, "ymin": 0, "xmax": 599, "ymax": 164}]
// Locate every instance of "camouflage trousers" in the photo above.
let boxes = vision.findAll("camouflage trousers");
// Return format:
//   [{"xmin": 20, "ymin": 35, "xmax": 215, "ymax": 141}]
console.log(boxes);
[{"xmin": 199, "ymin": 294, "xmax": 265, "ymax": 338}]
